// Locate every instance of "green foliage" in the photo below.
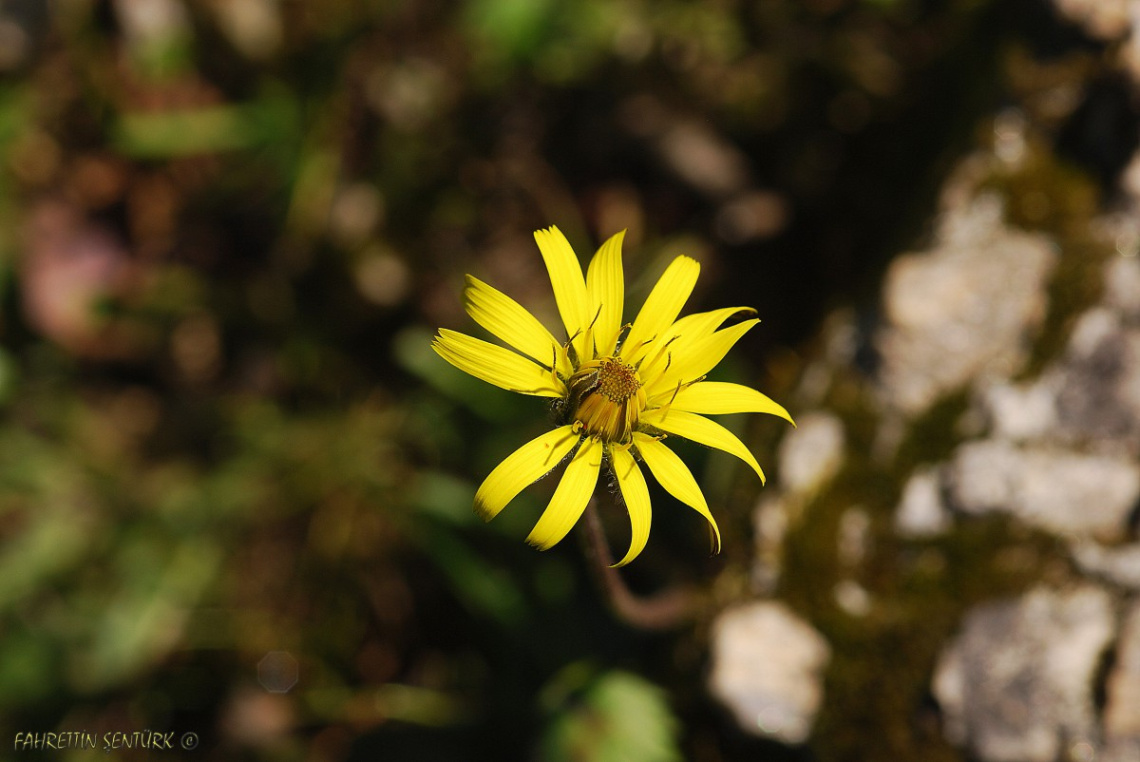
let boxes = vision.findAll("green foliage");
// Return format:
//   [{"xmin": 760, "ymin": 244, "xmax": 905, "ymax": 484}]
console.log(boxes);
[{"xmin": 540, "ymin": 665, "xmax": 682, "ymax": 762}]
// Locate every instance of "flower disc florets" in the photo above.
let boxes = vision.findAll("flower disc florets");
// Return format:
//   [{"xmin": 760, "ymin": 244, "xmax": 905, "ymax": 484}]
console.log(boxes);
[{"xmin": 567, "ymin": 356, "xmax": 647, "ymax": 444}]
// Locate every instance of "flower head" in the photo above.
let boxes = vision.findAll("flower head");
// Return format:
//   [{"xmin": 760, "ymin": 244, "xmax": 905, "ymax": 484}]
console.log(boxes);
[{"xmin": 433, "ymin": 226, "xmax": 792, "ymax": 565}]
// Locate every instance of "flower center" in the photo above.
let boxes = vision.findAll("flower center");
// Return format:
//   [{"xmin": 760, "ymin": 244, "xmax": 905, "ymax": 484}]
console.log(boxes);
[{"xmin": 568, "ymin": 356, "xmax": 646, "ymax": 443}]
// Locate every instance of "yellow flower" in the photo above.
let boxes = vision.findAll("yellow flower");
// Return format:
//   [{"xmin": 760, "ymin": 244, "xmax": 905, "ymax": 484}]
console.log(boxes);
[{"xmin": 433, "ymin": 226, "xmax": 793, "ymax": 565}]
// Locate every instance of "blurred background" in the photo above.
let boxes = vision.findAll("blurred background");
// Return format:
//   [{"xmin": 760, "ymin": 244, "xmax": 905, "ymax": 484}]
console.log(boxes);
[{"xmin": 3, "ymin": 0, "xmax": 1140, "ymax": 760}]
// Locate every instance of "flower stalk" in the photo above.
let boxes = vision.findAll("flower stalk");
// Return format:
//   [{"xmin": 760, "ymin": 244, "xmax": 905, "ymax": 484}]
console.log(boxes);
[{"xmin": 578, "ymin": 496, "xmax": 700, "ymax": 630}]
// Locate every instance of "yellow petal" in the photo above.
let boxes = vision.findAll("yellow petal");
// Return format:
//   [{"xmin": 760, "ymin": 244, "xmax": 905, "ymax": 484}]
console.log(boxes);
[
  {"xmin": 668, "ymin": 381, "xmax": 794, "ymax": 425},
  {"xmin": 621, "ymin": 256, "xmax": 700, "ymax": 363},
  {"xmin": 633, "ymin": 433, "xmax": 721, "ymax": 553},
  {"xmin": 534, "ymin": 226, "xmax": 591, "ymax": 361},
  {"xmin": 640, "ymin": 408, "xmax": 765, "ymax": 483},
  {"xmin": 586, "ymin": 230, "xmax": 626, "ymax": 357},
  {"xmin": 527, "ymin": 436, "xmax": 603, "ymax": 550},
  {"xmin": 433, "ymin": 329, "xmax": 566, "ymax": 397},
  {"xmin": 635, "ymin": 305, "xmax": 754, "ymax": 379},
  {"xmin": 463, "ymin": 275, "xmax": 572, "ymax": 377},
  {"xmin": 658, "ymin": 306, "xmax": 755, "ymax": 347},
  {"xmin": 645, "ymin": 318, "xmax": 759, "ymax": 396},
  {"xmin": 474, "ymin": 425, "xmax": 581, "ymax": 520},
  {"xmin": 610, "ymin": 446, "xmax": 652, "ymax": 567}
]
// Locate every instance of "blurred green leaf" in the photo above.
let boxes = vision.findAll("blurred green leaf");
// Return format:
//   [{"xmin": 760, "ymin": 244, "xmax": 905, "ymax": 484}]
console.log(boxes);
[
  {"xmin": 415, "ymin": 524, "xmax": 527, "ymax": 628},
  {"xmin": 71, "ymin": 537, "xmax": 222, "ymax": 692},
  {"xmin": 463, "ymin": 0, "xmax": 556, "ymax": 59},
  {"xmin": 0, "ymin": 85, "xmax": 30, "ymax": 147},
  {"xmin": 541, "ymin": 666, "xmax": 682, "ymax": 762},
  {"xmin": 0, "ymin": 347, "xmax": 17, "ymax": 406},
  {"xmin": 0, "ymin": 503, "xmax": 97, "ymax": 610},
  {"xmin": 413, "ymin": 470, "xmax": 478, "ymax": 526},
  {"xmin": 116, "ymin": 105, "xmax": 260, "ymax": 157},
  {"xmin": 114, "ymin": 94, "xmax": 299, "ymax": 158},
  {"xmin": 0, "ymin": 623, "xmax": 59, "ymax": 704}
]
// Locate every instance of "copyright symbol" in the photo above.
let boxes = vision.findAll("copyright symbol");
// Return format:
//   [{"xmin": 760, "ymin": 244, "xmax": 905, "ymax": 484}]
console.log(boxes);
[{"xmin": 180, "ymin": 732, "xmax": 198, "ymax": 750}]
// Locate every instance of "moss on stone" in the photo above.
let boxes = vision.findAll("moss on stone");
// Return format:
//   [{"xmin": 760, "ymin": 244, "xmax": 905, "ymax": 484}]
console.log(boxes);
[
  {"xmin": 892, "ymin": 391, "xmax": 970, "ymax": 479},
  {"xmin": 775, "ymin": 358, "xmax": 1063, "ymax": 760},
  {"xmin": 982, "ymin": 140, "xmax": 1112, "ymax": 380}
]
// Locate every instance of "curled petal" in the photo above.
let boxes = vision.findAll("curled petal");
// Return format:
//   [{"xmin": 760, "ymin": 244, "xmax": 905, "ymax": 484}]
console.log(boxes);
[
  {"xmin": 433, "ymin": 329, "xmax": 566, "ymax": 397},
  {"xmin": 474, "ymin": 425, "xmax": 581, "ymax": 520},
  {"xmin": 634, "ymin": 433, "xmax": 720, "ymax": 553},
  {"xmin": 655, "ymin": 306, "xmax": 755, "ymax": 349},
  {"xmin": 645, "ymin": 318, "xmax": 759, "ymax": 396},
  {"xmin": 610, "ymin": 446, "xmax": 652, "ymax": 567},
  {"xmin": 664, "ymin": 381, "xmax": 794, "ymax": 425},
  {"xmin": 641, "ymin": 408, "xmax": 765, "ymax": 483},
  {"xmin": 635, "ymin": 306, "xmax": 753, "ymax": 381},
  {"xmin": 526, "ymin": 436, "xmax": 603, "ymax": 550}
]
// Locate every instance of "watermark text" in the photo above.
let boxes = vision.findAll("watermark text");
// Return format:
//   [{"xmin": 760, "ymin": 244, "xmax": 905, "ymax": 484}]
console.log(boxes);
[{"xmin": 13, "ymin": 730, "xmax": 198, "ymax": 753}]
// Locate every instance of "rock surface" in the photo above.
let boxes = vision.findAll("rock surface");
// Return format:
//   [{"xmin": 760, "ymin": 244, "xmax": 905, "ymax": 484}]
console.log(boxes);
[
  {"xmin": 875, "ymin": 194, "xmax": 1056, "ymax": 416},
  {"xmin": 777, "ymin": 412, "xmax": 845, "ymax": 495},
  {"xmin": 1072, "ymin": 542, "xmax": 1140, "ymax": 591},
  {"xmin": 894, "ymin": 466, "xmax": 951, "ymax": 538},
  {"xmin": 1051, "ymin": 0, "xmax": 1132, "ymax": 40},
  {"xmin": 1046, "ymin": 308, "xmax": 1140, "ymax": 455},
  {"xmin": 933, "ymin": 585, "xmax": 1114, "ymax": 762},
  {"xmin": 731, "ymin": 62, "xmax": 1140, "ymax": 754},
  {"xmin": 946, "ymin": 439, "xmax": 1140, "ymax": 540},
  {"xmin": 750, "ymin": 412, "xmax": 846, "ymax": 594},
  {"xmin": 1106, "ymin": 600, "xmax": 1140, "ymax": 743},
  {"xmin": 979, "ymin": 381, "xmax": 1058, "ymax": 443},
  {"xmin": 1104, "ymin": 256, "xmax": 1140, "ymax": 319},
  {"xmin": 707, "ymin": 601, "xmax": 831, "ymax": 745}
]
